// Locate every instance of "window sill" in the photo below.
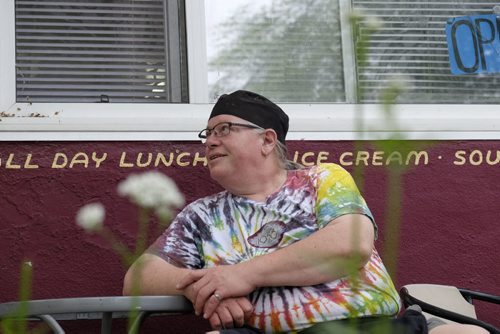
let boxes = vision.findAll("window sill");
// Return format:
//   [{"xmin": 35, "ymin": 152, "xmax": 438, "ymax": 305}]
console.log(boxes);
[{"xmin": 0, "ymin": 103, "xmax": 499, "ymax": 141}]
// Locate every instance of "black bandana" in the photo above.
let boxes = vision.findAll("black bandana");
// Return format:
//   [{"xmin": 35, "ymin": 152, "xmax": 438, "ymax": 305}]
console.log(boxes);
[{"xmin": 209, "ymin": 90, "xmax": 289, "ymax": 144}]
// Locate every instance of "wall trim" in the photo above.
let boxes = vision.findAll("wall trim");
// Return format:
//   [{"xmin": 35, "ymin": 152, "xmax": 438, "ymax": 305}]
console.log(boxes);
[{"xmin": 1, "ymin": 103, "xmax": 499, "ymax": 141}]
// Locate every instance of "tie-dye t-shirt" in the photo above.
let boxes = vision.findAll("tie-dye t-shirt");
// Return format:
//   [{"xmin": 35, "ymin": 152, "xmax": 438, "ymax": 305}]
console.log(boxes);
[{"xmin": 149, "ymin": 163, "xmax": 401, "ymax": 333}]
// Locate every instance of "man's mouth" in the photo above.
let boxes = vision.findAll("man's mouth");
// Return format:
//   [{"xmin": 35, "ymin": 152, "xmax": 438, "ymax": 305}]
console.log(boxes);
[{"xmin": 209, "ymin": 154, "xmax": 226, "ymax": 161}]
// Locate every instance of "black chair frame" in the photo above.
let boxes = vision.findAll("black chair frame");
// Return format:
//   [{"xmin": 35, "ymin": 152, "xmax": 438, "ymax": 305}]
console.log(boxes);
[{"xmin": 400, "ymin": 286, "xmax": 500, "ymax": 334}]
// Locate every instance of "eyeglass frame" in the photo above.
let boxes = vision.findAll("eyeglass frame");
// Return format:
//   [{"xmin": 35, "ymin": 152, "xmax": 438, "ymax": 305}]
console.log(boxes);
[{"xmin": 198, "ymin": 122, "xmax": 264, "ymax": 143}]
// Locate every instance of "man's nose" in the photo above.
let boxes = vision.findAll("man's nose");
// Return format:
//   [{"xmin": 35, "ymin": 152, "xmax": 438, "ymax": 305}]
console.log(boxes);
[{"xmin": 204, "ymin": 132, "xmax": 219, "ymax": 146}]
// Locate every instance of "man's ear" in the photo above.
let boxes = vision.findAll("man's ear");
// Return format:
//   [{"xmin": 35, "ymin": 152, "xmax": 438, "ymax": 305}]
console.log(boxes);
[{"xmin": 261, "ymin": 129, "xmax": 277, "ymax": 156}]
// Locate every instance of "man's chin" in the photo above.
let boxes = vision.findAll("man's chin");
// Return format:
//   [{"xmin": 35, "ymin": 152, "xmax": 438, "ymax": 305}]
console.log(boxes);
[{"xmin": 208, "ymin": 165, "xmax": 224, "ymax": 182}]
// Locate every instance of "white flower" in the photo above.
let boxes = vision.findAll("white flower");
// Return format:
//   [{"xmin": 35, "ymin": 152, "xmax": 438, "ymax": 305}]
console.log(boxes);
[
  {"xmin": 349, "ymin": 9, "xmax": 383, "ymax": 30},
  {"xmin": 76, "ymin": 203, "xmax": 105, "ymax": 232},
  {"xmin": 364, "ymin": 15, "xmax": 383, "ymax": 30},
  {"xmin": 117, "ymin": 171, "xmax": 185, "ymax": 210},
  {"xmin": 349, "ymin": 8, "xmax": 365, "ymax": 19}
]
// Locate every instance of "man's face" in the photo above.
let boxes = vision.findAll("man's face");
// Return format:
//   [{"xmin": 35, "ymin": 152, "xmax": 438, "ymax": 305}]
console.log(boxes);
[{"xmin": 204, "ymin": 114, "xmax": 263, "ymax": 184}]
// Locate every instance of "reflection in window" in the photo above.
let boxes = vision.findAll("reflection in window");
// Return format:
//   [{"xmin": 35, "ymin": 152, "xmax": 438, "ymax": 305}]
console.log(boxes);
[
  {"xmin": 205, "ymin": 0, "xmax": 345, "ymax": 103},
  {"xmin": 352, "ymin": 0, "xmax": 500, "ymax": 103},
  {"xmin": 207, "ymin": 0, "xmax": 500, "ymax": 104}
]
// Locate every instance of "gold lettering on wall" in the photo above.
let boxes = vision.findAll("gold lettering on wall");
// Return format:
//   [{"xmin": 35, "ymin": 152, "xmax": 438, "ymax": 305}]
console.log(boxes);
[
  {"xmin": 372, "ymin": 151, "xmax": 384, "ymax": 166},
  {"xmin": 176, "ymin": 152, "xmax": 191, "ymax": 167},
  {"xmin": 299, "ymin": 152, "xmax": 316, "ymax": 166},
  {"xmin": 6, "ymin": 154, "xmax": 21, "ymax": 169},
  {"xmin": 356, "ymin": 151, "xmax": 370, "ymax": 166},
  {"xmin": 317, "ymin": 151, "xmax": 329, "ymax": 165},
  {"xmin": 136, "ymin": 153, "xmax": 153, "ymax": 168},
  {"xmin": 453, "ymin": 150, "xmax": 500, "ymax": 166},
  {"xmin": 92, "ymin": 152, "xmax": 107, "ymax": 168},
  {"xmin": 154, "ymin": 153, "xmax": 174, "ymax": 167},
  {"xmin": 339, "ymin": 152, "xmax": 353, "ymax": 166},
  {"xmin": 307, "ymin": 150, "xmax": 430, "ymax": 167},
  {"xmin": 1, "ymin": 149, "xmax": 498, "ymax": 170},
  {"xmin": 52, "ymin": 153, "xmax": 68, "ymax": 168},
  {"xmin": 386, "ymin": 152, "xmax": 403, "ymax": 165},
  {"xmin": 406, "ymin": 151, "xmax": 429, "ymax": 165},
  {"xmin": 69, "ymin": 152, "xmax": 89, "ymax": 168},
  {"xmin": 193, "ymin": 152, "xmax": 208, "ymax": 167},
  {"xmin": 119, "ymin": 152, "xmax": 134, "ymax": 168},
  {"xmin": 51, "ymin": 152, "xmax": 107, "ymax": 168},
  {"xmin": 24, "ymin": 154, "xmax": 39, "ymax": 169}
]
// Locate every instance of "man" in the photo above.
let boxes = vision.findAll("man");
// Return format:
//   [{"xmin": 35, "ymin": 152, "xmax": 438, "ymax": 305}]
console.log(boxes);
[{"xmin": 123, "ymin": 90, "xmax": 486, "ymax": 334}]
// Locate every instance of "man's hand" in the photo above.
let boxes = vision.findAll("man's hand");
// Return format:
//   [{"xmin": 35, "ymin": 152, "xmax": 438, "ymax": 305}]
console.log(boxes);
[
  {"xmin": 177, "ymin": 265, "xmax": 256, "ymax": 318},
  {"xmin": 208, "ymin": 297, "xmax": 253, "ymax": 330},
  {"xmin": 181, "ymin": 282, "xmax": 253, "ymax": 330}
]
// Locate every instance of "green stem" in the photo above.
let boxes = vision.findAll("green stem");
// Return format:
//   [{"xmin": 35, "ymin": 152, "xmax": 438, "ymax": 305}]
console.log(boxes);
[
  {"xmin": 382, "ymin": 167, "xmax": 402, "ymax": 279},
  {"xmin": 135, "ymin": 207, "xmax": 150, "ymax": 258},
  {"xmin": 99, "ymin": 227, "xmax": 134, "ymax": 267},
  {"xmin": 15, "ymin": 261, "xmax": 33, "ymax": 334},
  {"xmin": 126, "ymin": 207, "xmax": 151, "ymax": 333}
]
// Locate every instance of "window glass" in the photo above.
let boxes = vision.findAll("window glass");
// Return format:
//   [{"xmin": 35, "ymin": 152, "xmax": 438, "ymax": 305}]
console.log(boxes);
[
  {"xmin": 206, "ymin": 0, "xmax": 500, "ymax": 104},
  {"xmin": 205, "ymin": 0, "xmax": 345, "ymax": 103},
  {"xmin": 15, "ymin": 0, "xmax": 188, "ymax": 103},
  {"xmin": 352, "ymin": 0, "xmax": 500, "ymax": 103}
]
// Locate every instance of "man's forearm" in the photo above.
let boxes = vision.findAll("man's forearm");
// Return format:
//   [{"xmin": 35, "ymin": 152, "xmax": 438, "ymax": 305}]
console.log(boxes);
[
  {"xmin": 176, "ymin": 214, "xmax": 376, "ymax": 319},
  {"xmin": 239, "ymin": 214, "xmax": 375, "ymax": 288},
  {"xmin": 122, "ymin": 253, "xmax": 190, "ymax": 296}
]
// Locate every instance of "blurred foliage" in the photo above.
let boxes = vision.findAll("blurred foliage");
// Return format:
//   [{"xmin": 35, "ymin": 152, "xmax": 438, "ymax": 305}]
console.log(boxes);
[{"xmin": 208, "ymin": 0, "xmax": 345, "ymax": 102}]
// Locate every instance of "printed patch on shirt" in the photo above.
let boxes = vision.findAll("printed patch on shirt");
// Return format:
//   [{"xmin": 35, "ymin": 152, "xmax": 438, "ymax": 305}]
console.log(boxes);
[{"xmin": 248, "ymin": 221, "xmax": 286, "ymax": 248}]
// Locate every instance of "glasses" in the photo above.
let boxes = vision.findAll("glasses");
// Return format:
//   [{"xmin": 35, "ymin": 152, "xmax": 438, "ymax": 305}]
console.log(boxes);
[{"xmin": 198, "ymin": 122, "xmax": 263, "ymax": 143}]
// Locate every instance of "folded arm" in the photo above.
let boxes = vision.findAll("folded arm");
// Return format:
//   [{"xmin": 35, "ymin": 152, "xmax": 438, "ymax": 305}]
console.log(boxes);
[
  {"xmin": 123, "ymin": 253, "xmax": 189, "ymax": 296},
  {"xmin": 122, "ymin": 253, "xmax": 253, "ymax": 329},
  {"xmin": 245, "ymin": 213, "xmax": 375, "ymax": 286},
  {"xmin": 178, "ymin": 214, "xmax": 375, "ymax": 317}
]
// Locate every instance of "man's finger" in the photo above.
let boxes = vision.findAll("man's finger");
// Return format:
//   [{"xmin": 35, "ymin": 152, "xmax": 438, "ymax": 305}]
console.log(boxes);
[
  {"xmin": 176, "ymin": 269, "xmax": 206, "ymax": 289},
  {"xmin": 203, "ymin": 293, "xmax": 221, "ymax": 319},
  {"xmin": 209, "ymin": 312, "xmax": 222, "ymax": 330},
  {"xmin": 224, "ymin": 300, "xmax": 245, "ymax": 327},
  {"xmin": 196, "ymin": 284, "xmax": 217, "ymax": 315},
  {"xmin": 236, "ymin": 298, "xmax": 254, "ymax": 321},
  {"xmin": 215, "ymin": 304, "xmax": 234, "ymax": 329}
]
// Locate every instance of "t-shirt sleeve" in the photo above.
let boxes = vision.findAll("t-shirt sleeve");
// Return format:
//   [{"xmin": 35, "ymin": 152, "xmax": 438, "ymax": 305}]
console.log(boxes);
[
  {"xmin": 146, "ymin": 204, "xmax": 205, "ymax": 269},
  {"xmin": 314, "ymin": 163, "xmax": 377, "ymax": 236}
]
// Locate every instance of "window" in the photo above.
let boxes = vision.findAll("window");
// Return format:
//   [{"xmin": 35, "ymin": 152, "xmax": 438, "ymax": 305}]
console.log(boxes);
[
  {"xmin": 15, "ymin": 0, "xmax": 188, "ymax": 103},
  {"xmin": 205, "ymin": 0, "xmax": 345, "ymax": 103},
  {"xmin": 352, "ymin": 0, "xmax": 500, "ymax": 103},
  {"xmin": 1, "ymin": 0, "xmax": 498, "ymax": 140},
  {"xmin": 205, "ymin": 0, "xmax": 500, "ymax": 104}
]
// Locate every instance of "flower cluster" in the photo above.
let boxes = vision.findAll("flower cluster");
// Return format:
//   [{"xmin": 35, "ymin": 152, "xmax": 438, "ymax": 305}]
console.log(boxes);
[
  {"xmin": 349, "ymin": 9, "xmax": 383, "ymax": 30},
  {"xmin": 76, "ymin": 171, "xmax": 184, "ymax": 232},
  {"xmin": 117, "ymin": 171, "xmax": 185, "ymax": 210},
  {"xmin": 76, "ymin": 202, "xmax": 105, "ymax": 232}
]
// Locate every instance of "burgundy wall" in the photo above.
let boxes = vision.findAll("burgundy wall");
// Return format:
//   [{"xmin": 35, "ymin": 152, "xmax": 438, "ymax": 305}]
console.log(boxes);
[{"xmin": 0, "ymin": 140, "xmax": 498, "ymax": 332}]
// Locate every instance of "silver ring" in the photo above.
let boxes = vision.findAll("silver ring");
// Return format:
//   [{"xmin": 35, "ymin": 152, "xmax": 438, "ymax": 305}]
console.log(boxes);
[{"xmin": 213, "ymin": 292, "xmax": 222, "ymax": 301}]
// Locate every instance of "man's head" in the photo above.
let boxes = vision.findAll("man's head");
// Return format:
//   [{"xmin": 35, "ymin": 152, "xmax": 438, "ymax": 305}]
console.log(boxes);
[
  {"xmin": 201, "ymin": 90, "xmax": 291, "ymax": 189},
  {"xmin": 208, "ymin": 90, "xmax": 289, "ymax": 144}
]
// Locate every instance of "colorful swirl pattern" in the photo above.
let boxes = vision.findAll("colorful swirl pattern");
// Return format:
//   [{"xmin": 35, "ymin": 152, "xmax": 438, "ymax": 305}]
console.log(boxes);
[{"xmin": 150, "ymin": 163, "xmax": 401, "ymax": 333}]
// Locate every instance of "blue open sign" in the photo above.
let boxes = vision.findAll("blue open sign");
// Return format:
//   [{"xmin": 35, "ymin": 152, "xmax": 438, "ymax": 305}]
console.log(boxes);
[{"xmin": 446, "ymin": 14, "xmax": 500, "ymax": 75}]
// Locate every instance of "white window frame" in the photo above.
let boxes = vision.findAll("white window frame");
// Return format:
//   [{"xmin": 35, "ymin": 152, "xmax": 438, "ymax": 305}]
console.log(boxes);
[{"xmin": 1, "ymin": 0, "xmax": 499, "ymax": 141}]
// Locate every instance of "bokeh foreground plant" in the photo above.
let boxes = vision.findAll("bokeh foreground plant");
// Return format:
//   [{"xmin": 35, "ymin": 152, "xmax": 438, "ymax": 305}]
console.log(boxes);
[
  {"xmin": 76, "ymin": 171, "xmax": 184, "ymax": 264},
  {"xmin": 0, "ymin": 262, "xmax": 51, "ymax": 334},
  {"xmin": 76, "ymin": 170, "xmax": 185, "ymax": 333},
  {"xmin": 304, "ymin": 8, "xmax": 436, "ymax": 334}
]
